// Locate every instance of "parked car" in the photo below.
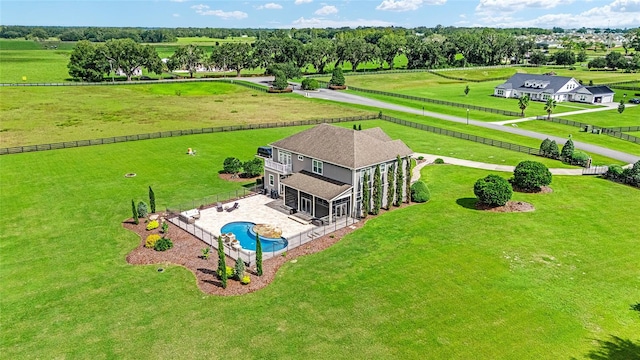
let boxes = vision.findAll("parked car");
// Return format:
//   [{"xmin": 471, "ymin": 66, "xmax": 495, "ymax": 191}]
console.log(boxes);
[{"xmin": 628, "ymin": 98, "xmax": 640, "ymax": 104}]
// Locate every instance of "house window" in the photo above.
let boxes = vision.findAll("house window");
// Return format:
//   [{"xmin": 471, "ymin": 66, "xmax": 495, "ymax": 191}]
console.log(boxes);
[
  {"xmin": 380, "ymin": 163, "xmax": 386, "ymax": 173},
  {"xmin": 298, "ymin": 155, "xmax": 304, "ymax": 161},
  {"xmin": 543, "ymin": 94, "xmax": 550, "ymax": 100},
  {"xmin": 312, "ymin": 159, "xmax": 323, "ymax": 175},
  {"xmin": 269, "ymin": 174, "xmax": 274, "ymax": 186},
  {"xmin": 496, "ymin": 89, "xmax": 504, "ymax": 96}
]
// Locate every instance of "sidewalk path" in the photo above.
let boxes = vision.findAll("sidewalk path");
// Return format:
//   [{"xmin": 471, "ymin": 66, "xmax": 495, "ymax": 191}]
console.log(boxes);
[
  {"xmin": 492, "ymin": 102, "xmax": 631, "ymax": 126},
  {"xmin": 410, "ymin": 153, "xmax": 584, "ymax": 182}
]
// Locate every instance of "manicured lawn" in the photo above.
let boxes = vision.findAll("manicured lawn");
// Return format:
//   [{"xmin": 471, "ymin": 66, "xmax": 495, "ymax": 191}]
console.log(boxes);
[
  {"xmin": 1, "ymin": 135, "xmax": 638, "ymax": 358},
  {"xmin": 0, "ymin": 49, "xmax": 72, "ymax": 83},
  {"xmin": 560, "ymin": 105, "xmax": 640, "ymax": 128},
  {"xmin": 0, "ymin": 82, "xmax": 371, "ymax": 147}
]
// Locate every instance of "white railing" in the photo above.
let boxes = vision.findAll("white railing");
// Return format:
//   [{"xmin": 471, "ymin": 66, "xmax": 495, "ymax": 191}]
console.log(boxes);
[{"xmin": 264, "ymin": 158, "xmax": 292, "ymax": 174}]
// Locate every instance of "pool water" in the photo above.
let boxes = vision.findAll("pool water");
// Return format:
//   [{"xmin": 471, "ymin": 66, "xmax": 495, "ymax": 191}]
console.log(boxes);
[{"xmin": 220, "ymin": 221, "xmax": 288, "ymax": 252}]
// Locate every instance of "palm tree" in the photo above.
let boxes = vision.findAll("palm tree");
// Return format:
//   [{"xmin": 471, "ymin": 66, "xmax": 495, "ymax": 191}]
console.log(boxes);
[
  {"xmin": 544, "ymin": 97, "xmax": 557, "ymax": 120},
  {"xmin": 518, "ymin": 94, "xmax": 530, "ymax": 117}
]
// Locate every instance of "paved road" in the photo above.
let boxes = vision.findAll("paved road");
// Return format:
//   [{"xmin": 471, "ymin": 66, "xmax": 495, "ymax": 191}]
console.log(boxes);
[{"xmin": 242, "ymin": 77, "xmax": 639, "ymax": 165}]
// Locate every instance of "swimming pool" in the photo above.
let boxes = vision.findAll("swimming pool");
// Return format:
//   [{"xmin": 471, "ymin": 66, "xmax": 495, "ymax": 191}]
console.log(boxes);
[{"xmin": 220, "ymin": 221, "xmax": 288, "ymax": 252}]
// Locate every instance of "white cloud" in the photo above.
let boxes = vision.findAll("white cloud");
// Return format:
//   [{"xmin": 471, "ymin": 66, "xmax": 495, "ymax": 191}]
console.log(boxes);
[
  {"xmin": 257, "ymin": 2, "xmax": 283, "ymax": 10},
  {"xmin": 295, "ymin": 0, "xmax": 313, "ymax": 4},
  {"xmin": 315, "ymin": 5, "xmax": 338, "ymax": 15},
  {"xmin": 191, "ymin": 5, "xmax": 248, "ymax": 19},
  {"xmin": 173, "ymin": 13, "xmax": 180, "ymax": 17},
  {"xmin": 290, "ymin": 16, "xmax": 393, "ymax": 28},
  {"xmin": 376, "ymin": 0, "xmax": 446, "ymax": 12},
  {"xmin": 475, "ymin": 0, "xmax": 565, "ymax": 14}
]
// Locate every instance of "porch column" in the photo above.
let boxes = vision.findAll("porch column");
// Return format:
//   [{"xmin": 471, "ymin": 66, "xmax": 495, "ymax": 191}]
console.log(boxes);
[
  {"xmin": 312, "ymin": 196, "xmax": 316, "ymax": 218},
  {"xmin": 328, "ymin": 200, "xmax": 333, "ymax": 224}
]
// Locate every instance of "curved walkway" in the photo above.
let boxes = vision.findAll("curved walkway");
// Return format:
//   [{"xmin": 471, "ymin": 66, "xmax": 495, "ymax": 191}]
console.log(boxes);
[
  {"xmin": 410, "ymin": 153, "xmax": 584, "ymax": 183},
  {"xmin": 242, "ymin": 77, "xmax": 639, "ymax": 165}
]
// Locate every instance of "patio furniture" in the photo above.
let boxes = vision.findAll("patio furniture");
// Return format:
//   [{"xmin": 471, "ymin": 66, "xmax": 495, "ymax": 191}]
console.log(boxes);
[
  {"xmin": 216, "ymin": 202, "xmax": 223, "ymax": 212},
  {"xmin": 226, "ymin": 202, "xmax": 239, "ymax": 212}
]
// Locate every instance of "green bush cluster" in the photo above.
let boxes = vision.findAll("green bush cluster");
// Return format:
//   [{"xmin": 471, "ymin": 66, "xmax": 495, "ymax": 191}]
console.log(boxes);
[
  {"xmin": 301, "ymin": 78, "xmax": 319, "ymax": 90},
  {"xmin": 604, "ymin": 161, "xmax": 640, "ymax": 188},
  {"xmin": 329, "ymin": 67, "xmax": 345, "ymax": 86},
  {"xmin": 410, "ymin": 181, "xmax": 431, "ymax": 203},
  {"xmin": 146, "ymin": 220, "xmax": 159, "ymax": 231},
  {"xmin": 145, "ymin": 234, "xmax": 161, "ymax": 249},
  {"xmin": 222, "ymin": 157, "xmax": 263, "ymax": 178},
  {"xmin": 512, "ymin": 161, "xmax": 552, "ymax": 192},
  {"xmin": 241, "ymin": 275, "xmax": 251, "ymax": 285},
  {"xmin": 154, "ymin": 238, "xmax": 173, "ymax": 251},
  {"xmin": 272, "ymin": 70, "xmax": 289, "ymax": 90},
  {"xmin": 570, "ymin": 151, "xmax": 590, "ymax": 167},
  {"xmin": 473, "ymin": 175, "xmax": 512, "ymax": 207},
  {"xmin": 539, "ymin": 138, "xmax": 560, "ymax": 159},
  {"xmin": 434, "ymin": 158, "xmax": 445, "ymax": 164}
]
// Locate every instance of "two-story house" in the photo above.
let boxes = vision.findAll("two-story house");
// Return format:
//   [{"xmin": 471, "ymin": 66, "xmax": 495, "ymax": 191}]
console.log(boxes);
[
  {"xmin": 260, "ymin": 123, "xmax": 413, "ymax": 223},
  {"xmin": 494, "ymin": 74, "xmax": 614, "ymax": 104}
]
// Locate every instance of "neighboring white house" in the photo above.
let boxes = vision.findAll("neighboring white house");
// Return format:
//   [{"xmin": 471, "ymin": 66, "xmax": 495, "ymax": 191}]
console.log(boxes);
[{"xmin": 494, "ymin": 74, "xmax": 615, "ymax": 104}]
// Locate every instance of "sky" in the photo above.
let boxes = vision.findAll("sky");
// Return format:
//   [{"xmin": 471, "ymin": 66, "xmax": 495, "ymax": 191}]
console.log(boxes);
[{"xmin": 1, "ymin": 0, "xmax": 640, "ymax": 29}]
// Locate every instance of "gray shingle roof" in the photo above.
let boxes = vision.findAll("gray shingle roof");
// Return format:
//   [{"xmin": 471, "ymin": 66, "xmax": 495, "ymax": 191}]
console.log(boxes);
[
  {"xmin": 271, "ymin": 123, "xmax": 413, "ymax": 169},
  {"xmin": 498, "ymin": 73, "xmax": 575, "ymax": 94},
  {"xmin": 281, "ymin": 171, "xmax": 352, "ymax": 201},
  {"xmin": 585, "ymin": 86, "xmax": 615, "ymax": 95}
]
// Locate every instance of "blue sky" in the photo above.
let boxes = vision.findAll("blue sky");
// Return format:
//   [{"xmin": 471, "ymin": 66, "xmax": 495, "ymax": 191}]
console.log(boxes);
[{"xmin": 2, "ymin": 0, "xmax": 640, "ymax": 29}]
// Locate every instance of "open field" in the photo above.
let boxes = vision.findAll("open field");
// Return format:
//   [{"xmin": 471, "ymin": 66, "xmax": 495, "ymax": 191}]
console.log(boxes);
[
  {"xmin": 560, "ymin": 105, "xmax": 640, "ymax": 128},
  {"xmin": 1, "ymin": 131, "xmax": 638, "ymax": 358},
  {"xmin": 0, "ymin": 49, "xmax": 72, "ymax": 83},
  {"xmin": 0, "ymin": 82, "xmax": 371, "ymax": 147}
]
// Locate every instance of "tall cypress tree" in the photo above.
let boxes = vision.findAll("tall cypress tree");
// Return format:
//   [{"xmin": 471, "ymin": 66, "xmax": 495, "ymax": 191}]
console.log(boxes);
[
  {"xmin": 256, "ymin": 233, "xmax": 263, "ymax": 276},
  {"xmin": 148, "ymin": 186, "xmax": 156, "ymax": 214},
  {"xmin": 217, "ymin": 236, "xmax": 227, "ymax": 288},
  {"xmin": 362, "ymin": 170, "xmax": 370, "ymax": 216},
  {"xmin": 395, "ymin": 155, "xmax": 403, "ymax": 206},
  {"xmin": 131, "ymin": 199, "xmax": 139, "ymax": 225},
  {"xmin": 372, "ymin": 165, "xmax": 381, "ymax": 215},
  {"xmin": 405, "ymin": 156, "xmax": 412, "ymax": 203},
  {"xmin": 386, "ymin": 165, "xmax": 395, "ymax": 209}
]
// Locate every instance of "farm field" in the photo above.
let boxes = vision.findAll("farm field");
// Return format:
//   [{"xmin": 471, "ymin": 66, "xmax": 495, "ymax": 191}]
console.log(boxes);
[
  {"xmin": 1, "ymin": 131, "xmax": 638, "ymax": 359},
  {"xmin": 560, "ymin": 105, "xmax": 640, "ymax": 128},
  {"xmin": 0, "ymin": 49, "xmax": 71, "ymax": 83}
]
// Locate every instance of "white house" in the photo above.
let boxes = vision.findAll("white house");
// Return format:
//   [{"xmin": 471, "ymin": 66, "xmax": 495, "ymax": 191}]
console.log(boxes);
[{"xmin": 494, "ymin": 74, "xmax": 615, "ymax": 104}]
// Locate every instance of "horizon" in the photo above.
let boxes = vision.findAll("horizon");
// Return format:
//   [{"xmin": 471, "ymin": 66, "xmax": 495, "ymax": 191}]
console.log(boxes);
[{"xmin": 1, "ymin": 0, "xmax": 639, "ymax": 29}]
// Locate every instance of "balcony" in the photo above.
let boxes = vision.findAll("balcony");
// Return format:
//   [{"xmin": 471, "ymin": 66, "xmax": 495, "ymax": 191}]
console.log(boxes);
[{"xmin": 264, "ymin": 158, "xmax": 292, "ymax": 174}]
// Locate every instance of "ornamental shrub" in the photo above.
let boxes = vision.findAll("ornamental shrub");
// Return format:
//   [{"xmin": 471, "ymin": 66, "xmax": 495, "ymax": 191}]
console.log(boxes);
[
  {"xmin": 137, "ymin": 201, "xmax": 148, "ymax": 218},
  {"xmin": 570, "ymin": 150, "xmax": 590, "ymax": 167},
  {"xmin": 217, "ymin": 266, "xmax": 234, "ymax": 278},
  {"xmin": 512, "ymin": 161, "xmax": 552, "ymax": 191},
  {"xmin": 154, "ymin": 237, "xmax": 173, "ymax": 251},
  {"xmin": 273, "ymin": 70, "xmax": 289, "ymax": 90},
  {"xmin": 329, "ymin": 67, "xmax": 345, "ymax": 86},
  {"xmin": 145, "ymin": 234, "xmax": 161, "ymax": 248},
  {"xmin": 161, "ymin": 222, "xmax": 169, "ymax": 234},
  {"xmin": 234, "ymin": 258, "xmax": 245, "ymax": 280},
  {"xmin": 146, "ymin": 220, "xmax": 159, "ymax": 231},
  {"xmin": 434, "ymin": 158, "xmax": 445, "ymax": 164},
  {"xmin": 241, "ymin": 275, "xmax": 251, "ymax": 285},
  {"xmin": 223, "ymin": 157, "xmax": 242, "ymax": 174},
  {"xmin": 131, "ymin": 199, "xmax": 139, "ymax": 225},
  {"xmin": 301, "ymin": 78, "xmax": 319, "ymax": 90},
  {"xmin": 410, "ymin": 181, "xmax": 431, "ymax": 203},
  {"xmin": 473, "ymin": 175, "xmax": 513, "ymax": 207},
  {"xmin": 604, "ymin": 164, "xmax": 624, "ymax": 181},
  {"xmin": 148, "ymin": 186, "xmax": 156, "ymax": 214},
  {"xmin": 561, "ymin": 137, "xmax": 574, "ymax": 160},
  {"xmin": 548, "ymin": 140, "xmax": 560, "ymax": 159},
  {"xmin": 539, "ymin": 138, "xmax": 551, "ymax": 157}
]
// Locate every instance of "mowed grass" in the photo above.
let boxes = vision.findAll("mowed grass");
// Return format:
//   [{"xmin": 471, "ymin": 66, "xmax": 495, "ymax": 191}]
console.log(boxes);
[
  {"xmin": 0, "ymin": 49, "xmax": 72, "ymax": 83},
  {"xmin": 1, "ymin": 133, "xmax": 638, "ymax": 359},
  {"xmin": 0, "ymin": 82, "xmax": 371, "ymax": 147},
  {"xmin": 560, "ymin": 105, "xmax": 640, "ymax": 128}
]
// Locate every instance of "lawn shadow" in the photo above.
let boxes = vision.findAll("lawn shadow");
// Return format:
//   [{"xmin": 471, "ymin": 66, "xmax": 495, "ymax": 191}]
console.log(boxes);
[
  {"xmin": 456, "ymin": 197, "xmax": 477, "ymax": 210},
  {"xmin": 198, "ymin": 268, "xmax": 224, "ymax": 288},
  {"xmin": 579, "ymin": 335, "xmax": 640, "ymax": 360},
  {"xmin": 631, "ymin": 303, "xmax": 640, "ymax": 315}
]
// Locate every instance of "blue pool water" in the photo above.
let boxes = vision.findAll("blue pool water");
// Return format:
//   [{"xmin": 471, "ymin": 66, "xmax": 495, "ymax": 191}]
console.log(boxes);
[{"xmin": 220, "ymin": 221, "xmax": 288, "ymax": 252}]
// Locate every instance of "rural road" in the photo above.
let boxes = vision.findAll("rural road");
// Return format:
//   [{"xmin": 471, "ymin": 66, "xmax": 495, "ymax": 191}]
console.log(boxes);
[{"xmin": 243, "ymin": 77, "xmax": 640, "ymax": 165}]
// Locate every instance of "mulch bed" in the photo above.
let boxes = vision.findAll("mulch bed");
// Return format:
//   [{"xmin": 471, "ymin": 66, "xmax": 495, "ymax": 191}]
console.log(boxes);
[
  {"xmin": 511, "ymin": 185, "xmax": 553, "ymax": 194},
  {"xmin": 124, "ymin": 202, "xmax": 417, "ymax": 296},
  {"xmin": 218, "ymin": 173, "xmax": 260, "ymax": 183},
  {"xmin": 476, "ymin": 200, "xmax": 535, "ymax": 213}
]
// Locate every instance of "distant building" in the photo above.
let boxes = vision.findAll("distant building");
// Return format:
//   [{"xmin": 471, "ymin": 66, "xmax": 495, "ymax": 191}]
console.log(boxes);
[{"xmin": 494, "ymin": 74, "xmax": 615, "ymax": 104}]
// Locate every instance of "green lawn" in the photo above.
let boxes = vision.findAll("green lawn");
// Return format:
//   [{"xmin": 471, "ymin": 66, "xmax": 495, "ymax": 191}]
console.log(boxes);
[
  {"xmin": 0, "ymin": 49, "xmax": 72, "ymax": 83},
  {"xmin": 560, "ymin": 105, "xmax": 640, "ymax": 128},
  {"xmin": 1, "ymin": 134, "xmax": 638, "ymax": 359}
]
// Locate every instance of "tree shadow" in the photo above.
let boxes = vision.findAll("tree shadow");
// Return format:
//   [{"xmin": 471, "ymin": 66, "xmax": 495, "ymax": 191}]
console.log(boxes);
[
  {"xmin": 456, "ymin": 197, "xmax": 478, "ymax": 210},
  {"xmin": 582, "ymin": 336, "xmax": 640, "ymax": 360},
  {"xmin": 631, "ymin": 303, "xmax": 640, "ymax": 315}
]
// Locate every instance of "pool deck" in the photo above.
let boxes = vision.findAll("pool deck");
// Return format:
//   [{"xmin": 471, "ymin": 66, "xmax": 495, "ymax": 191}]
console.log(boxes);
[{"xmin": 194, "ymin": 194, "xmax": 316, "ymax": 239}]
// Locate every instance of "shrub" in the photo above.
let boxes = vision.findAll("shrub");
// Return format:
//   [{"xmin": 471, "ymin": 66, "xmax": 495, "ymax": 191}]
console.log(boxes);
[
  {"xmin": 146, "ymin": 220, "xmax": 159, "ymax": 231},
  {"xmin": 570, "ymin": 150, "xmax": 590, "ymax": 167},
  {"xmin": 217, "ymin": 266, "xmax": 234, "ymax": 278},
  {"xmin": 241, "ymin": 275, "xmax": 251, "ymax": 285},
  {"xmin": 145, "ymin": 234, "xmax": 161, "ymax": 248},
  {"xmin": 201, "ymin": 247, "xmax": 211, "ymax": 260},
  {"xmin": 301, "ymin": 78, "xmax": 319, "ymax": 90},
  {"xmin": 410, "ymin": 181, "xmax": 431, "ymax": 203},
  {"xmin": 539, "ymin": 138, "xmax": 551, "ymax": 157},
  {"xmin": 148, "ymin": 186, "xmax": 156, "ymax": 214},
  {"xmin": 223, "ymin": 157, "xmax": 242, "ymax": 174},
  {"xmin": 512, "ymin": 161, "xmax": 552, "ymax": 191},
  {"xmin": 154, "ymin": 237, "xmax": 173, "ymax": 251},
  {"xmin": 161, "ymin": 222, "xmax": 169, "ymax": 234},
  {"xmin": 329, "ymin": 67, "xmax": 345, "ymax": 86},
  {"xmin": 561, "ymin": 137, "xmax": 574, "ymax": 160},
  {"xmin": 417, "ymin": 156, "xmax": 424, "ymax": 160},
  {"xmin": 137, "ymin": 201, "xmax": 148, "ymax": 218},
  {"xmin": 548, "ymin": 140, "xmax": 560, "ymax": 159},
  {"xmin": 131, "ymin": 199, "xmax": 139, "ymax": 225},
  {"xmin": 272, "ymin": 70, "xmax": 289, "ymax": 90},
  {"xmin": 434, "ymin": 158, "xmax": 445, "ymax": 164},
  {"xmin": 242, "ymin": 158, "xmax": 263, "ymax": 177},
  {"xmin": 234, "ymin": 258, "xmax": 245, "ymax": 280},
  {"xmin": 604, "ymin": 164, "xmax": 624, "ymax": 181},
  {"xmin": 473, "ymin": 175, "xmax": 513, "ymax": 207}
]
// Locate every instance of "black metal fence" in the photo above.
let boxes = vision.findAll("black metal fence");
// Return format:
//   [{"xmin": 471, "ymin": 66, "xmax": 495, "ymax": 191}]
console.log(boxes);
[
  {"xmin": 0, "ymin": 115, "xmax": 379, "ymax": 155},
  {"xmin": 598, "ymin": 80, "xmax": 640, "ymax": 91},
  {"xmin": 305, "ymin": 64, "xmax": 533, "ymax": 79},
  {"xmin": 316, "ymin": 80, "xmax": 521, "ymax": 117},
  {"xmin": 381, "ymin": 115, "xmax": 541, "ymax": 156},
  {"xmin": 535, "ymin": 116, "xmax": 640, "ymax": 144}
]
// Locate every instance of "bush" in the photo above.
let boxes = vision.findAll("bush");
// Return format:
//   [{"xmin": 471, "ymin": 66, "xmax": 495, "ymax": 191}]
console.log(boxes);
[
  {"xmin": 145, "ymin": 234, "xmax": 161, "ymax": 248},
  {"xmin": 223, "ymin": 157, "xmax": 242, "ymax": 174},
  {"xmin": 154, "ymin": 237, "xmax": 173, "ymax": 251},
  {"xmin": 137, "ymin": 201, "xmax": 148, "ymax": 218},
  {"xmin": 234, "ymin": 258, "xmax": 245, "ymax": 280},
  {"xmin": 604, "ymin": 164, "xmax": 624, "ymax": 181},
  {"xmin": 241, "ymin": 275, "xmax": 251, "ymax": 285},
  {"xmin": 570, "ymin": 150, "xmax": 590, "ymax": 167},
  {"xmin": 161, "ymin": 222, "xmax": 169, "ymax": 234},
  {"xmin": 329, "ymin": 67, "xmax": 345, "ymax": 86},
  {"xmin": 301, "ymin": 78, "xmax": 319, "ymax": 90},
  {"xmin": 512, "ymin": 161, "xmax": 552, "ymax": 191},
  {"xmin": 410, "ymin": 181, "xmax": 431, "ymax": 203},
  {"xmin": 473, "ymin": 175, "xmax": 513, "ymax": 207},
  {"xmin": 417, "ymin": 156, "xmax": 424, "ymax": 160},
  {"xmin": 217, "ymin": 266, "xmax": 234, "ymax": 279},
  {"xmin": 561, "ymin": 137, "xmax": 574, "ymax": 160},
  {"xmin": 242, "ymin": 158, "xmax": 263, "ymax": 177},
  {"xmin": 146, "ymin": 220, "xmax": 159, "ymax": 231},
  {"xmin": 272, "ymin": 70, "xmax": 289, "ymax": 90},
  {"xmin": 434, "ymin": 158, "xmax": 445, "ymax": 164}
]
